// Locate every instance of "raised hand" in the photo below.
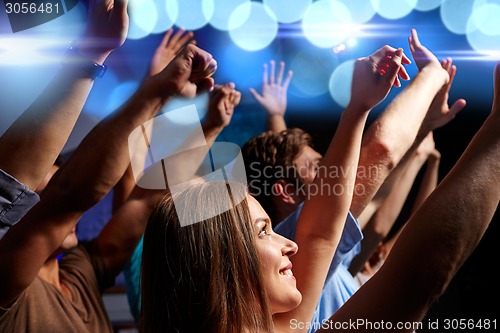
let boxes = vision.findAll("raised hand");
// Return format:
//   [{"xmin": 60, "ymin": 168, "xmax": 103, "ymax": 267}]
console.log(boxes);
[
  {"xmin": 149, "ymin": 28, "xmax": 196, "ymax": 77},
  {"xmin": 408, "ymin": 28, "xmax": 441, "ymax": 71},
  {"xmin": 203, "ymin": 82, "xmax": 241, "ymax": 130},
  {"xmin": 82, "ymin": 0, "xmax": 129, "ymax": 60},
  {"xmin": 249, "ymin": 60, "xmax": 293, "ymax": 117},
  {"xmin": 422, "ymin": 58, "xmax": 466, "ymax": 132},
  {"xmin": 349, "ymin": 46, "xmax": 411, "ymax": 111},
  {"xmin": 153, "ymin": 44, "xmax": 217, "ymax": 98}
]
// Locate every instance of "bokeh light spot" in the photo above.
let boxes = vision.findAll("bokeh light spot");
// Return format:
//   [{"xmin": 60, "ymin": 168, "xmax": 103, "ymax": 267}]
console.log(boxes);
[
  {"xmin": 229, "ymin": 2, "xmax": 278, "ymax": 51},
  {"xmin": 329, "ymin": 60, "xmax": 355, "ymax": 107}
]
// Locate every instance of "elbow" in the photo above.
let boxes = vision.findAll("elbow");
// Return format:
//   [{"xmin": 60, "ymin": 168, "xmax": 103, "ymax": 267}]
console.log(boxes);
[
  {"xmin": 363, "ymin": 138, "xmax": 398, "ymax": 173},
  {"xmin": 47, "ymin": 175, "xmax": 109, "ymax": 212}
]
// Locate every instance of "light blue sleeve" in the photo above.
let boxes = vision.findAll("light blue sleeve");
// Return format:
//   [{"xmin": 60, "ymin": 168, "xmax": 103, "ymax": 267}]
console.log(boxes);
[{"xmin": 123, "ymin": 236, "xmax": 143, "ymax": 323}]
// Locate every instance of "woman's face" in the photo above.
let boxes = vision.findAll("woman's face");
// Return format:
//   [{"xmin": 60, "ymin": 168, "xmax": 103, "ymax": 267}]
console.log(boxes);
[{"xmin": 247, "ymin": 195, "xmax": 302, "ymax": 314}]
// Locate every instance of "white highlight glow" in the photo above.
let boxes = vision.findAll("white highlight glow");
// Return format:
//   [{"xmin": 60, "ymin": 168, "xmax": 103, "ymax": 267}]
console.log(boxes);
[
  {"xmin": 209, "ymin": 0, "xmax": 249, "ymax": 30},
  {"xmin": 263, "ymin": 0, "xmax": 312, "ymax": 23},
  {"xmin": 415, "ymin": 0, "xmax": 444, "ymax": 11},
  {"xmin": 0, "ymin": 38, "xmax": 65, "ymax": 65},
  {"xmin": 152, "ymin": 0, "xmax": 178, "ymax": 34},
  {"xmin": 338, "ymin": 0, "xmax": 376, "ymax": 23},
  {"xmin": 440, "ymin": 0, "xmax": 476, "ymax": 35},
  {"xmin": 228, "ymin": 2, "xmax": 278, "ymax": 51},
  {"xmin": 176, "ymin": 0, "xmax": 214, "ymax": 30},
  {"xmin": 302, "ymin": 0, "xmax": 353, "ymax": 48},
  {"xmin": 329, "ymin": 60, "xmax": 355, "ymax": 107},
  {"xmin": 371, "ymin": 0, "xmax": 418, "ymax": 20},
  {"xmin": 128, "ymin": 0, "xmax": 158, "ymax": 40}
]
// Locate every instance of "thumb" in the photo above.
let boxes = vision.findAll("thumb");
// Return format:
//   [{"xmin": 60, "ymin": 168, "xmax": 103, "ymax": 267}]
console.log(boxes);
[
  {"xmin": 249, "ymin": 88, "xmax": 263, "ymax": 102},
  {"xmin": 449, "ymin": 98, "xmax": 467, "ymax": 118}
]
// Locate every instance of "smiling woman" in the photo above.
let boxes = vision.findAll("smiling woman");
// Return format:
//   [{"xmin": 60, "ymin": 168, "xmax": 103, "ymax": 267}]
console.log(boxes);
[{"xmin": 141, "ymin": 182, "xmax": 274, "ymax": 333}]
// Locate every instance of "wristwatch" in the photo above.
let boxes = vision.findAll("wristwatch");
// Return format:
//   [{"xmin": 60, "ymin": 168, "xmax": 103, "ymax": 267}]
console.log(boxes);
[{"xmin": 63, "ymin": 41, "xmax": 107, "ymax": 80}]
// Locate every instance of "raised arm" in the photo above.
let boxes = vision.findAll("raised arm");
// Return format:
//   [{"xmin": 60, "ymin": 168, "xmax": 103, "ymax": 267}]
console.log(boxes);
[
  {"xmin": 274, "ymin": 47, "xmax": 407, "ymax": 332},
  {"xmin": 350, "ymin": 29, "xmax": 464, "ymax": 219},
  {"xmin": 98, "ymin": 82, "xmax": 241, "ymax": 277},
  {"xmin": 250, "ymin": 60, "xmax": 293, "ymax": 133},
  {"xmin": 113, "ymin": 28, "xmax": 197, "ymax": 211},
  {"xmin": 321, "ymin": 62, "xmax": 500, "ymax": 333},
  {"xmin": 380, "ymin": 145, "xmax": 441, "ymax": 260},
  {"xmin": 0, "ymin": 0, "xmax": 128, "ymax": 191},
  {"xmin": 0, "ymin": 44, "xmax": 217, "ymax": 308},
  {"xmin": 349, "ymin": 133, "xmax": 435, "ymax": 275},
  {"xmin": 412, "ymin": 148, "xmax": 440, "ymax": 212}
]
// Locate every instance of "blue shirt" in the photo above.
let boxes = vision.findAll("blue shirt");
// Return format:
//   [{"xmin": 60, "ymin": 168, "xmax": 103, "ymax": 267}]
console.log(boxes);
[{"xmin": 275, "ymin": 203, "xmax": 363, "ymax": 332}]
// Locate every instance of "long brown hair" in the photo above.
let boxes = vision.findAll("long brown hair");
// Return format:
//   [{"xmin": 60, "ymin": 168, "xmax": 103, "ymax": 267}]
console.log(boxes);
[{"xmin": 140, "ymin": 181, "xmax": 273, "ymax": 333}]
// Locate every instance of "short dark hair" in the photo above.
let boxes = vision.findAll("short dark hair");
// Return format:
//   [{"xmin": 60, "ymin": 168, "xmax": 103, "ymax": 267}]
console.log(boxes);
[{"xmin": 242, "ymin": 128, "xmax": 313, "ymax": 223}]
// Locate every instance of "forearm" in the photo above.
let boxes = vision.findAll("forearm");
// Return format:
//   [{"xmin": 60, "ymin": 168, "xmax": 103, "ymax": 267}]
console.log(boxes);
[
  {"xmin": 97, "ymin": 189, "xmax": 161, "ymax": 277},
  {"xmin": 298, "ymin": 106, "xmax": 369, "ymax": 240},
  {"xmin": 53, "ymin": 78, "xmax": 171, "ymax": 212},
  {"xmin": 412, "ymin": 155, "xmax": 440, "ymax": 212},
  {"xmin": 0, "ymin": 47, "xmax": 110, "ymax": 190},
  {"xmin": 351, "ymin": 65, "xmax": 448, "ymax": 218},
  {"xmin": 349, "ymin": 152, "xmax": 427, "ymax": 274},
  {"xmin": 266, "ymin": 114, "xmax": 287, "ymax": 133},
  {"xmin": 277, "ymin": 105, "xmax": 369, "ymax": 331},
  {"xmin": 326, "ymin": 113, "xmax": 500, "ymax": 332}
]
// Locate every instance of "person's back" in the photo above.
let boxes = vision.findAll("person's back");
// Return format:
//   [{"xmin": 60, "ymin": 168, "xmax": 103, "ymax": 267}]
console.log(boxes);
[{"xmin": 0, "ymin": 242, "xmax": 113, "ymax": 332}]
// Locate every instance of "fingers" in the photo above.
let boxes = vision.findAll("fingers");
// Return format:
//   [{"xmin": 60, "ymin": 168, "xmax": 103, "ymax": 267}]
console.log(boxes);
[
  {"xmin": 270, "ymin": 60, "xmax": 276, "ymax": 85},
  {"xmin": 232, "ymin": 90, "xmax": 242, "ymax": 106},
  {"xmin": 398, "ymin": 65, "xmax": 410, "ymax": 81},
  {"xmin": 393, "ymin": 75, "xmax": 401, "ymax": 88},
  {"xmin": 160, "ymin": 29, "xmax": 174, "ymax": 48},
  {"xmin": 282, "ymin": 70, "xmax": 293, "ymax": 90},
  {"xmin": 162, "ymin": 28, "xmax": 194, "ymax": 54},
  {"xmin": 441, "ymin": 58, "xmax": 452, "ymax": 72},
  {"xmin": 385, "ymin": 48, "xmax": 404, "ymax": 87},
  {"xmin": 177, "ymin": 31, "xmax": 195, "ymax": 50},
  {"xmin": 263, "ymin": 63, "xmax": 269, "ymax": 86},
  {"xmin": 276, "ymin": 61, "xmax": 285, "ymax": 85},
  {"xmin": 187, "ymin": 44, "xmax": 217, "ymax": 84},
  {"xmin": 374, "ymin": 47, "xmax": 411, "ymax": 82},
  {"xmin": 448, "ymin": 65, "xmax": 457, "ymax": 86},
  {"xmin": 169, "ymin": 28, "xmax": 185, "ymax": 46},
  {"xmin": 410, "ymin": 28, "xmax": 421, "ymax": 48},
  {"xmin": 401, "ymin": 52, "xmax": 412, "ymax": 65},
  {"xmin": 196, "ymin": 77, "xmax": 215, "ymax": 93}
]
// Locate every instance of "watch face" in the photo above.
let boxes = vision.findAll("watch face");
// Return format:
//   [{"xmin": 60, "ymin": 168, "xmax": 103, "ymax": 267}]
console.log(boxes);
[{"xmin": 93, "ymin": 63, "xmax": 107, "ymax": 78}]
